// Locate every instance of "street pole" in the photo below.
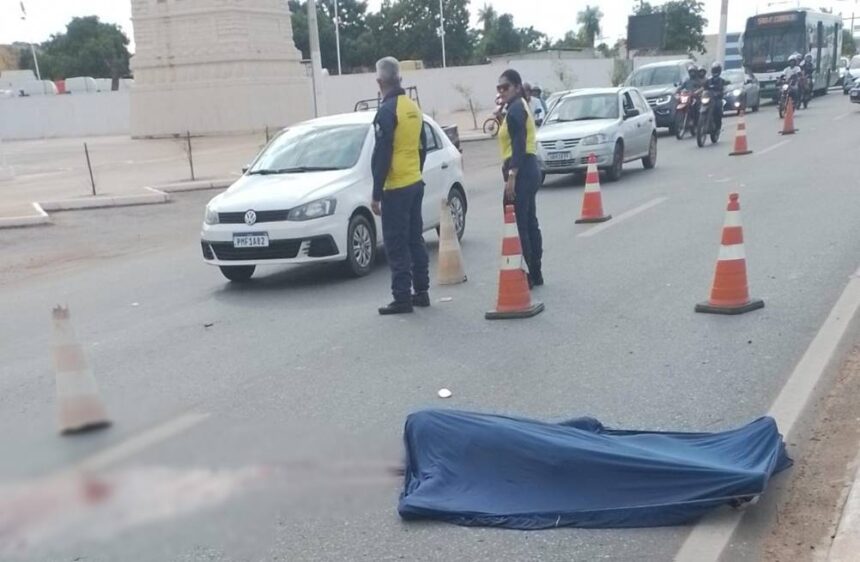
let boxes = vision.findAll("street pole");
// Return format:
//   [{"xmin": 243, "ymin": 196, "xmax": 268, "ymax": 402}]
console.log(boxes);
[
  {"xmin": 334, "ymin": 0, "xmax": 342, "ymax": 75},
  {"xmin": 307, "ymin": 0, "xmax": 326, "ymax": 116},
  {"xmin": 439, "ymin": 0, "xmax": 447, "ymax": 68},
  {"xmin": 716, "ymin": 0, "xmax": 729, "ymax": 67},
  {"xmin": 19, "ymin": 2, "xmax": 42, "ymax": 81}
]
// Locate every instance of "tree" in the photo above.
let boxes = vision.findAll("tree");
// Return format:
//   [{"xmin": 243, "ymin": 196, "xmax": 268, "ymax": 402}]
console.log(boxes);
[
  {"xmin": 18, "ymin": 16, "xmax": 130, "ymax": 86},
  {"xmin": 477, "ymin": 3, "xmax": 497, "ymax": 35},
  {"xmin": 843, "ymin": 29, "xmax": 857, "ymax": 57},
  {"xmin": 577, "ymin": 5, "xmax": 603, "ymax": 49},
  {"xmin": 632, "ymin": 0, "xmax": 707, "ymax": 54},
  {"xmin": 289, "ymin": 0, "xmax": 374, "ymax": 74}
]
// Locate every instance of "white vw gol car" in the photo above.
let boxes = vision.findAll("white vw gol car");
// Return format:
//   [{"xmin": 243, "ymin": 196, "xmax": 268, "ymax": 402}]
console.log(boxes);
[
  {"xmin": 536, "ymin": 87, "xmax": 657, "ymax": 183},
  {"xmin": 201, "ymin": 112, "xmax": 467, "ymax": 282}
]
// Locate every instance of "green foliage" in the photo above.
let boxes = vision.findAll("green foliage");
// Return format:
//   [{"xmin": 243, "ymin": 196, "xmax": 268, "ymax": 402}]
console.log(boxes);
[
  {"xmin": 577, "ymin": 5, "xmax": 603, "ymax": 48},
  {"xmin": 18, "ymin": 16, "xmax": 130, "ymax": 81}
]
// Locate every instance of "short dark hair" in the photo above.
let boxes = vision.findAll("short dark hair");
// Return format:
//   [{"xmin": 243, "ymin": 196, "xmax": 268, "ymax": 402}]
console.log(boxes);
[{"xmin": 500, "ymin": 69, "xmax": 523, "ymax": 88}]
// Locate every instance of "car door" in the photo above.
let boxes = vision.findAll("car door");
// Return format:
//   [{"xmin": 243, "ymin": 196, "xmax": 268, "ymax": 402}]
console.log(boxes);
[
  {"xmin": 632, "ymin": 90, "xmax": 654, "ymax": 156},
  {"xmin": 621, "ymin": 91, "xmax": 647, "ymax": 157},
  {"xmin": 421, "ymin": 121, "xmax": 445, "ymax": 229}
]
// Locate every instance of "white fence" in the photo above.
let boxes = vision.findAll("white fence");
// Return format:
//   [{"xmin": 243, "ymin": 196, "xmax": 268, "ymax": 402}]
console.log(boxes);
[{"xmin": 0, "ymin": 92, "xmax": 130, "ymax": 140}]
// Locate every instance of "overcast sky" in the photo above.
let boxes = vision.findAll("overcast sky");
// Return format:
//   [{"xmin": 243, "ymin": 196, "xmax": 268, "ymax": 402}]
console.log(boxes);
[{"xmin": 1, "ymin": 0, "xmax": 857, "ymax": 49}]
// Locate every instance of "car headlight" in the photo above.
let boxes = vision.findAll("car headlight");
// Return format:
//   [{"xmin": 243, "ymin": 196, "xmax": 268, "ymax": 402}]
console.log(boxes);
[
  {"xmin": 204, "ymin": 205, "xmax": 219, "ymax": 225},
  {"xmin": 782, "ymin": 84, "xmax": 789, "ymax": 91},
  {"xmin": 655, "ymin": 95, "xmax": 672, "ymax": 105},
  {"xmin": 732, "ymin": 89, "xmax": 742, "ymax": 97},
  {"xmin": 287, "ymin": 197, "xmax": 337, "ymax": 221},
  {"xmin": 581, "ymin": 133, "xmax": 609, "ymax": 146}
]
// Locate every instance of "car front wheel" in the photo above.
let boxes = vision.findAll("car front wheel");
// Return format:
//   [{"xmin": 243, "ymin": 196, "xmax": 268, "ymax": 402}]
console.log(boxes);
[
  {"xmin": 220, "ymin": 265, "xmax": 255, "ymax": 282},
  {"xmin": 605, "ymin": 141, "xmax": 624, "ymax": 182},
  {"xmin": 447, "ymin": 188, "xmax": 467, "ymax": 240},
  {"xmin": 343, "ymin": 214, "xmax": 376, "ymax": 277},
  {"xmin": 642, "ymin": 134, "xmax": 657, "ymax": 169}
]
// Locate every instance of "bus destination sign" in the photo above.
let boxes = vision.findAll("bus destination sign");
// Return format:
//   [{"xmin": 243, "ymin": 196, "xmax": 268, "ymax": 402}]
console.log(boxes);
[{"xmin": 753, "ymin": 13, "xmax": 799, "ymax": 27}]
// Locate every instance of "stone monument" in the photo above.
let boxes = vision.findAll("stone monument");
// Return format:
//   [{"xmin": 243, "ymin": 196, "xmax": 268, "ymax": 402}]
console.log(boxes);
[{"xmin": 129, "ymin": 0, "xmax": 312, "ymax": 137}]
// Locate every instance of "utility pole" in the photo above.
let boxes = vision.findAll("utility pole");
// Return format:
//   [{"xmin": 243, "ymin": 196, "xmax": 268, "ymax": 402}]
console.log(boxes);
[
  {"xmin": 307, "ymin": 0, "xmax": 326, "ymax": 116},
  {"xmin": 334, "ymin": 0, "xmax": 342, "ymax": 75},
  {"xmin": 19, "ymin": 2, "xmax": 42, "ymax": 82},
  {"xmin": 716, "ymin": 0, "xmax": 729, "ymax": 66},
  {"xmin": 438, "ymin": 0, "xmax": 447, "ymax": 68}
]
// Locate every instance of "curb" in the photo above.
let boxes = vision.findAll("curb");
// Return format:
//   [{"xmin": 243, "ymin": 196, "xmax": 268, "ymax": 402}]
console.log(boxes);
[
  {"xmin": 0, "ymin": 202, "xmax": 51, "ymax": 229},
  {"xmin": 460, "ymin": 133, "xmax": 491, "ymax": 143},
  {"xmin": 154, "ymin": 177, "xmax": 236, "ymax": 193},
  {"xmin": 38, "ymin": 187, "xmax": 170, "ymax": 212},
  {"xmin": 828, "ymin": 444, "xmax": 860, "ymax": 561}
]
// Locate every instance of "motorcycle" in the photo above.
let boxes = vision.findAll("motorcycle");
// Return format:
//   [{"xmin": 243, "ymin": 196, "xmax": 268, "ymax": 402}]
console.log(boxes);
[
  {"xmin": 696, "ymin": 90, "xmax": 721, "ymax": 148},
  {"xmin": 673, "ymin": 90, "xmax": 699, "ymax": 140},
  {"xmin": 777, "ymin": 75, "xmax": 800, "ymax": 119},
  {"xmin": 801, "ymin": 74, "xmax": 813, "ymax": 109}
]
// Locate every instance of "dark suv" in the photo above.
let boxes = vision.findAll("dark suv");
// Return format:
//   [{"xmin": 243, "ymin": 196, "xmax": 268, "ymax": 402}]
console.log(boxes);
[{"xmin": 623, "ymin": 60, "xmax": 695, "ymax": 133}]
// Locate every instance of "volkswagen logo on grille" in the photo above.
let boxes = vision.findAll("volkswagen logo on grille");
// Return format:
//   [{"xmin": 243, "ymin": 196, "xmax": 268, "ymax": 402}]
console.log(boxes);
[
  {"xmin": 244, "ymin": 210, "xmax": 257, "ymax": 226},
  {"xmin": 555, "ymin": 140, "xmax": 565, "ymax": 151}
]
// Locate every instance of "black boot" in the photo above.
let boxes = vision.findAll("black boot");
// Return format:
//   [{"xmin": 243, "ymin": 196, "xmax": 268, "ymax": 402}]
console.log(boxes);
[
  {"xmin": 378, "ymin": 300, "xmax": 414, "ymax": 315},
  {"xmin": 531, "ymin": 271, "xmax": 544, "ymax": 286},
  {"xmin": 412, "ymin": 292, "xmax": 431, "ymax": 307}
]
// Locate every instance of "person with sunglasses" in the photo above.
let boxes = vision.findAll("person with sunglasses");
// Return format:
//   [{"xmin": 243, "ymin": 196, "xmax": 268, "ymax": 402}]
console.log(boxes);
[{"xmin": 497, "ymin": 69, "xmax": 543, "ymax": 287}]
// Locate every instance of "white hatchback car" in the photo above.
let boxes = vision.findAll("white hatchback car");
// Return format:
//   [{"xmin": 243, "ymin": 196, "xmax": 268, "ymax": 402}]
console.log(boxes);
[
  {"xmin": 201, "ymin": 111, "xmax": 467, "ymax": 282},
  {"xmin": 536, "ymin": 87, "xmax": 657, "ymax": 182}
]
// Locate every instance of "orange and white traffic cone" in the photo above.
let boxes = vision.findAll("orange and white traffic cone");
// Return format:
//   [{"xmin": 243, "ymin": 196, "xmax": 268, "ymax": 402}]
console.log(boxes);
[
  {"xmin": 52, "ymin": 305, "xmax": 111, "ymax": 434},
  {"xmin": 779, "ymin": 98, "xmax": 797, "ymax": 135},
  {"xmin": 729, "ymin": 110, "xmax": 753, "ymax": 156},
  {"xmin": 436, "ymin": 198, "xmax": 467, "ymax": 285},
  {"xmin": 575, "ymin": 153, "xmax": 611, "ymax": 224},
  {"xmin": 486, "ymin": 205, "xmax": 544, "ymax": 320},
  {"xmin": 695, "ymin": 193, "xmax": 764, "ymax": 315}
]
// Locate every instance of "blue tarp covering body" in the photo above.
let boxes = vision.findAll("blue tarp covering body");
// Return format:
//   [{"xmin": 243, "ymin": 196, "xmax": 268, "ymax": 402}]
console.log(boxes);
[{"xmin": 398, "ymin": 410, "xmax": 792, "ymax": 529}]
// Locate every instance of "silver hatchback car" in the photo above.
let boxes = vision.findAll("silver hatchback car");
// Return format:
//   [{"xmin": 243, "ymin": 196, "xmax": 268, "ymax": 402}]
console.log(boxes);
[{"xmin": 536, "ymin": 87, "xmax": 658, "ymax": 183}]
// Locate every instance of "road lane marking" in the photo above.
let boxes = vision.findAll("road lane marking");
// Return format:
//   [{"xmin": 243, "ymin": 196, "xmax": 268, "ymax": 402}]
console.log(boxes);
[
  {"xmin": 674, "ymin": 265, "xmax": 860, "ymax": 562},
  {"xmin": 832, "ymin": 111, "xmax": 853, "ymax": 122},
  {"xmin": 73, "ymin": 412, "xmax": 210, "ymax": 473},
  {"xmin": 577, "ymin": 197, "xmax": 667, "ymax": 238},
  {"xmin": 755, "ymin": 140, "xmax": 791, "ymax": 156}
]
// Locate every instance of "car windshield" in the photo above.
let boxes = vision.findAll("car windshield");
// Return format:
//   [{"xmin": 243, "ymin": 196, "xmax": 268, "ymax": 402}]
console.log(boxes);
[
  {"xmin": 625, "ymin": 65, "xmax": 683, "ymax": 88},
  {"xmin": 851, "ymin": 57, "xmax": 860, "ymax": 69},
  {"xmin": 546, "ymin": 94, "xmax": 618, "ymax": 123},
  {"xmin": 723, "ymin": 70, "xmax": 744, "ymax": 85},
  {"xmin": 249, "ymin": 124, "xmax": 368, "ymax": 174}
]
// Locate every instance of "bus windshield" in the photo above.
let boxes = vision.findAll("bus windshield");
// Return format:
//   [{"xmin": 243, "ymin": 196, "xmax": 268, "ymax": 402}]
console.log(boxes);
[{"xmin": 742, "ymin": 28, "xmax": 805, "ymax": 71}]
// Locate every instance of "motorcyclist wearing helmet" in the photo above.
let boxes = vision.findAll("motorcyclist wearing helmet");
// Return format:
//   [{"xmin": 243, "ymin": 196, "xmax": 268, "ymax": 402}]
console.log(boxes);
[
  {"xmin": 702, "ymin": 62, "xmax": 730, "ymax": 132},
  {"xmin": 781, "ymin": 54, "xmax": 803, "ymax": 105},
  {"xmin": 681, "ymin": 66, "xmax": 704, "ymax": 92},
  {"xmin": 800, "ymin": 53, "xmax": 814, "ymax": 100},
  {"xmin": 782, "ymin": 54, "xmax": 802, "ymax": 81}
]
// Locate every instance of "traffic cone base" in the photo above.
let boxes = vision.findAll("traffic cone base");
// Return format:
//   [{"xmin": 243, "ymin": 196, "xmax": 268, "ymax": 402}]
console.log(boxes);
[
  {"xmin": 575, "ymin": 214, "xmax": 612, "ymax": 224},
  {"xmin": 486, "ymin": 301, "xmax": 545, "ymax": 320},
  {"xmin": 729, "ymin": 150, "xmax": 753, "ymax": 156},
  {"xmin": 695, "ymin": 298, "xmax": 764, "ymax": 315}
]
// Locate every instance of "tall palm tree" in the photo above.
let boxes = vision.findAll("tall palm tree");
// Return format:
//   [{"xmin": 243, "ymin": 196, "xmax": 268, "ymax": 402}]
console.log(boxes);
[
  {"xmin": 478, "ymin": 4, "xmax": 498, "ymax": 35},
  {"xmin": 577, "ymin": 5, "xmax": 603, "ymax": 49}
]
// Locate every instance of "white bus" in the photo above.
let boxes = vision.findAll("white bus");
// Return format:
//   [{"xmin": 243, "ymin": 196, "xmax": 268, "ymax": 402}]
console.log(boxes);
[{"xmin": 742, "ymin": 9, "xmax": 843, "ymax": 101}]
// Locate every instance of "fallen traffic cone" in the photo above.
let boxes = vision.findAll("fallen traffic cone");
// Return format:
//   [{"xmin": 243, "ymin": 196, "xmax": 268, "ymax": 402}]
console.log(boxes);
[
  {"xmin": 575, "ymin": 153, "xmax": 611, "ymax": 224},
  {"xmin": 436, "ymin": 198, "xmax": 467, "ymax": 285},
  {"xmin": 52, "ymin": 305, "xmax": 111, "ymax": 434},
  {"xmin": 486, "ymin": 205, "xmax": 544, "ymax": 320},
  {"xmin": 729, "ymin": 110, "xmax": 753, "ymax": 156},
  {"xmin": 779, "ymin": 98, "xmax": 797, "ymax": 135},
  {"xmin": 695, "ymin": 193, "xmax": 764, "ymax": 315}
]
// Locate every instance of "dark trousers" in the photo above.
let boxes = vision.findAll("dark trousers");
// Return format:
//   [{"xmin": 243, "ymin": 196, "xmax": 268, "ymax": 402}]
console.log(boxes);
[
  {"xmin": 503, "ymin": 155, "xmax": 543, "ymax": 276},
  {"xmin": 381, "ymin": 182, "xmax": 430, "ymax": 303}
]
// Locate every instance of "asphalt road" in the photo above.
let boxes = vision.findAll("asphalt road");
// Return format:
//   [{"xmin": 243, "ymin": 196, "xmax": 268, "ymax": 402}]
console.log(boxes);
[{"xmin": 1, "ymin": 95, "xmax": 860, "ymax": 561}]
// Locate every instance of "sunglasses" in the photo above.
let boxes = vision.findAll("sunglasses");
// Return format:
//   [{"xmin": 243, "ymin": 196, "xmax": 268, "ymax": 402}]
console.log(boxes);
[{"xmin": 496, "ymin": 83, "xmax": 512, "ymax": 93}]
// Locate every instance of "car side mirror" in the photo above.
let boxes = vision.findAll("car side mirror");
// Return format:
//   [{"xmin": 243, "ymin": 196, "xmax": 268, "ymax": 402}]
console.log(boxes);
[
  {"xmin": 535, "ymin": 118, "xmax": 543, "ymax": 127},
  {"xmin": 624, "ymin": 108, "xmax": 640, "ymax": 119}
]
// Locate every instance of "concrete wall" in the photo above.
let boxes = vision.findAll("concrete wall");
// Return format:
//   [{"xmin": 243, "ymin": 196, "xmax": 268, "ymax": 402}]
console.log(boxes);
[
  {"xmin": 0, "ymin": 92, "xmax": 130, "ymax": 140},
  {"xmin": 322, "ymin": 58, "xmax": 617, "ymax": 117}
]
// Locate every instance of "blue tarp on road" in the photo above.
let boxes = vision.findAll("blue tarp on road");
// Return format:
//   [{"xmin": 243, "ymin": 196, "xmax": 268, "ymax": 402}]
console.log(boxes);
[{"xmin": 398, "ymin": 410, "xmax": 792, "ymax": 529}]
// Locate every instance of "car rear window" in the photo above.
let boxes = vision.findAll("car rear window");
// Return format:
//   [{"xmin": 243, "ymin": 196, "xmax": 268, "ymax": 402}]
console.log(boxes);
[{"xmin": 626, "ymin": 65, "xmax": 683, "ymax": 88}]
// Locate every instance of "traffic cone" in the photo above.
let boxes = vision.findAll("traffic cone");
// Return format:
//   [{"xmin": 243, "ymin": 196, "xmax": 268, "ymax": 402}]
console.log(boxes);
[
  {"xmin": 575, "ymin": 153, "xmax": 611, "ymax": 224},
  {"xmin": 52, "ymin": 305, "xmax": 111, "ymax": 434},
  {"xmin": 485, "ymin": 205, "xmax": 544, "ymax": 320},
  {"xmin": 436, "ymin": 198, "xmax": 467, "ymax": 285},
  {"xmin": 729, "ymin": 110, "xmax": 753, "ymax": 156},
  {"xmin": 779, "ymin": 98, "xmax": 797, "ymax": 135},
  {"xmin": 695, "ymin": 193, "xmax": 764, "ymax": 315}
]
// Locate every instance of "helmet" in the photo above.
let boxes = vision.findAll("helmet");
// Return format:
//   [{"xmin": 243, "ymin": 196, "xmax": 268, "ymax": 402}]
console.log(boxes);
[
  {"xmin": 710, "ymin": 62, "xmax": 722, "ymax": 76},
  {"xmin": 698, "ymin": 66, "xmax": 707, "ymax": 78},
  {"xmin": 688, "ymin": 66, "xmax": 698, "ymax": 78},
  {"xmin": 804, "ymin": 53, "xmax": 813, "ymax": 62},
  {"xmin": 788, "ymin": 55, "xmax": 798, "ymax": 66}
]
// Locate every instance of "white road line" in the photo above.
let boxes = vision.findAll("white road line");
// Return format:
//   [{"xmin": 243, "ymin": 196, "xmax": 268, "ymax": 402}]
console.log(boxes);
[
  {"xmin": 577, "ymin": 197, "xmax": 667, "ymax": 238},
  {"xmin": 72, "ymin": 412, "xmax": 210, "ymax": 473},
  {"xmin": 675, "ymin": 265, "xmax": 860, "ymax": 562},
  {"xmin": 833, "ymin": 112, "xmax": 853, "ymax": 122},
  {"xmin": 756, "ymin": 140, "xmax": 791, "ymax": 156}
]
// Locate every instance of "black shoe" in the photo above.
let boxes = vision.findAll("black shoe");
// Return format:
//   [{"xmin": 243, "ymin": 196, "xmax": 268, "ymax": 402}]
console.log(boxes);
[
  {"xmin": 378, "ymin": 301, "xmax": 414, "ymax": 315},
  {"xmin": 531, "ymin": 273, "xmax": 544, "ymax": 287},
  {"xmin": 412, "ymin": 292, "xmax": 431, "ymax": 307}
]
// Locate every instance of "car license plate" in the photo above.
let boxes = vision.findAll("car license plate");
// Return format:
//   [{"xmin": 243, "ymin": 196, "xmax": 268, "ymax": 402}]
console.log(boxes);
[
  {"xmin": 233, "ymin": 233, "xmax": 269, "ymax": 248},
  {"xmin": 546, "ymin": 151, "xmax": 573, "ymax": 162}
]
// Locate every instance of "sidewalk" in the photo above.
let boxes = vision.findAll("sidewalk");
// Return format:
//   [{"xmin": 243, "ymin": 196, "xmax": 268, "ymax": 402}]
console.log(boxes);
[{"xmin": 828, "ymin": 447, "xmax": 860, "ymax": 560}]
